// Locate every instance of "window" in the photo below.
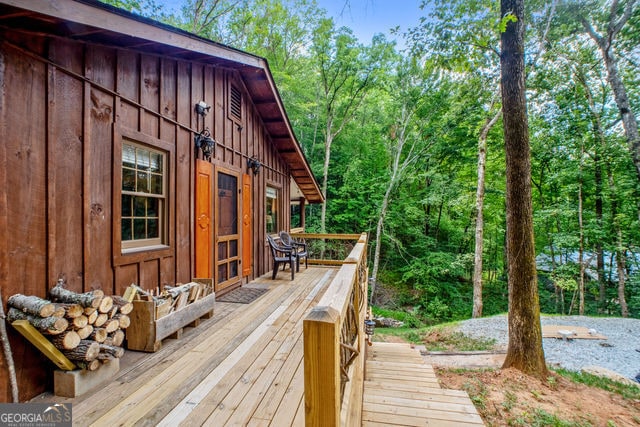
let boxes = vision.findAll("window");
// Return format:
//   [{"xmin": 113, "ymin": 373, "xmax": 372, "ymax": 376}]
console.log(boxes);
[
  {"xmin": 121, "ymin": 141, "xmax": 167, "ymax": 250},
  {"xmin": 290, "ymin": 201, "xmax": 302, "ymax": 229},
  {"xmin": 266, "ymin": 186, "xmax": 278, "ymax": 234}
]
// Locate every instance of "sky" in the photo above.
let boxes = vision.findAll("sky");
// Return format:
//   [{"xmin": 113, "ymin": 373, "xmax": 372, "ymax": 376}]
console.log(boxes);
[
  {"xmin": 318, "ymin": 0, "xmax": 425, "ymax": 45},
  {"xmin": 156, "ymin": 0, "xmax": 426, "ymax": 47}
]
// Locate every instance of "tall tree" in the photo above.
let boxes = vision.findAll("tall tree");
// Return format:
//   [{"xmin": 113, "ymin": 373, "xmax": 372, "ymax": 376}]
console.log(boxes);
[
  {"xmin": 575, "ymin": 0, "xmax": 640, "ymax": 182},
  {"xmin": 311, "ymin": 21, "xmax": 383, "ymax": 234},
  {"xmin": 500, "ymin": 0, "xmax": 548, "ymax": 377}
]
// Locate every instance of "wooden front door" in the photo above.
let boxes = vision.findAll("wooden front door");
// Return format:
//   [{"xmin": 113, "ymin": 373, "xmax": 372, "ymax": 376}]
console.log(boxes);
[
  {"xmin": 195, "ymin": 160, "xmax": 213, "ymax": 279},
  {"xmin": 215, "ymin": 169, "xmax": 241, "ymax": 292}
]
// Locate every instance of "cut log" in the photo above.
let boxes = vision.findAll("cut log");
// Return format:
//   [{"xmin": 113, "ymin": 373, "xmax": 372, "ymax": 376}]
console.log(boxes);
[
  {"xmin": 7, "ymin": 308, "xmax": 68, "ymax": 335},
  {"xmin": 49, "ymin": 286, "xmax": 103, "ymax": 309},
  {"xmin": 75, "ymin": 359, "xmax": 101, "ymax": 371},
  {"xmin": 112, "ymin": 314, "xmax": 130, "ymax": 329},
  {"xmin": 110, "ymin": 329, "xmax": 125, "ymax": 347},
  {"xmin": 84, "ymin": 307, "xmax": 97, "ymax": 316},
  {"xmin": 99, "ymin": 344, "xmax": 125, "ymax": 358},
  {"xmin": 94, "ymin": 313, "xmax": 108, "ymax": 327},
  {"xmin": 71, "ymin": 315, "xmax": 88, "ymax": 329},
  {"xmin": 76, "ymin": 325, "xmax": 93, "ymax": 340},
  {"xmin": 55, "ymin": 303, "xmax": 83, "ymax": 318},
  {"xmin": 98, "ymin": 296, "xmax": 113, "ymax": 314},
  {"xmin": 51, "ymin": 306, "xmax": 66, "ymax": 318},
  {"xmin": 89, "ymin": 328, "xmax": 108, "ymax": 343},
  {"xmin": 103, "ymin": 319, "xmax": 120, "ymax": 333},
  {"xmin": 91, "ymin": 289, "xmax": 105, "ymax": 299},
  {"xmin": 109, "ymin": 307, "xmax": 118, "ymax": 318},
  {"xmin": 50, "ymin": 331, "xmax": 81, "ymax": 350},
  {"xmin": 86, "ymin": 310, "xmax": 98, "ymax": 325},
  {"xmin": 7, "ymin": 294, "xmax": 55, "ymax": 318},
  {"xmin": 61, "ymin": 340, "xmax": 100, "ymax": 361},
  {"xmin": 112, "ymin": 296, "xmax": 133, "ymax": 315},
  {"xmin": 164, "ymin": 282, "xmax": 197, "ymax": 299}
]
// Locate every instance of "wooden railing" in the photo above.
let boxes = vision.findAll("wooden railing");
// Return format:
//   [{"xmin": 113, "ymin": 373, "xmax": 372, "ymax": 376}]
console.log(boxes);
[
  {"xmin": 290, "ymin": 233, "xmax": 362, "ymax": 266},
  {"xmin": 302, "ymin": 232, "xmax": 369, "ymax": 426}
]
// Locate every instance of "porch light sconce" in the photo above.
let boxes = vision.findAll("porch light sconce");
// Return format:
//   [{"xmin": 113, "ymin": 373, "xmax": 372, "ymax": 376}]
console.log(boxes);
[
  {"xmin": 247, "ymin": 157, "xmax": 261, "ymax": 175},
  {"xmin": 195, "ymin": 128, "xmax": 215, "ymax": 161}
]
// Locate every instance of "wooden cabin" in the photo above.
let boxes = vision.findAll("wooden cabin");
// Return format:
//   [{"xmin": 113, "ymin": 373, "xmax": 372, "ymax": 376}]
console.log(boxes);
[{"xmin": 0, "ymin": 0, "xmax": 322, "ymax": 401}]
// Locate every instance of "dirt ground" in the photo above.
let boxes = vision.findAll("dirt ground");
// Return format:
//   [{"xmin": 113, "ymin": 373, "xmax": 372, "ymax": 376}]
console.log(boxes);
[{"xmin": 436, "ymin": 367, "xmax": 640, "ymax": 426}]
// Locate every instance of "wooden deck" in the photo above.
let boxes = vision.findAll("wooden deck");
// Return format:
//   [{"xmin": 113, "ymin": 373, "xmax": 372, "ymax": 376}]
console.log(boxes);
[
  {"xmin": 32, "ymin": 266, "xmax": 483, "ymax": 426},
  {"xmin": 363, "ymin": 342, "xmax": 484, "ymax": 426}
]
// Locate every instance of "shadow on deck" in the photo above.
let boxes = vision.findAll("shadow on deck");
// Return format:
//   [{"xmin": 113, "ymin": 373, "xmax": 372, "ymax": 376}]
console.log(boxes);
[{"xmin": 32, "ymin": 265, "xmax": 482, "ymax": 426}]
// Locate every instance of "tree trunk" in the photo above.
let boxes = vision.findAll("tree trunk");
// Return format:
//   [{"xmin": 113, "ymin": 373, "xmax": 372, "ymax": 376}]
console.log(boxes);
[
  {"xmin": 320, "ymin": 130, "xmax": 333, "ymax": 236},
  {"xmin": 578, "ymin": 144, "xmax": 585, "ymax": 315},
  {"xmin": 473, "ymin": 110, "xmax": 502, "ymax": 318},
  {"xmin": 500, "ymin": 0, "xmax": 548, "ymax": 378},
  {"xmin": 7, "ymin": 294, "xmax": 55, "ymax": 318},
  {"xmin": 581, "ymin": 2, "xmax": 640, "ymax": 182},
  {"xmin": 616, "ymin": 232, "xmax": 629, "ymax": 317}
]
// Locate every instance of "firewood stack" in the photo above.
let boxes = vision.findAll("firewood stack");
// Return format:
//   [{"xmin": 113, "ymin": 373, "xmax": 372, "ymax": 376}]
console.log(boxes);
[{"xmin": 7, "ymin": 282, "xmax": 132, "ymax": 371}]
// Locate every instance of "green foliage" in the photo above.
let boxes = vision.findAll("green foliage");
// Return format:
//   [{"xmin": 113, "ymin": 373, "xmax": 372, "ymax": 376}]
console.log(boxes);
[
  {"xmin": 510, "ymin": 409, "xmax": 592, "ymax": 427},
  {"xmin": 554, "ymin": 369, "xmax": 640, "ymax": 400}
]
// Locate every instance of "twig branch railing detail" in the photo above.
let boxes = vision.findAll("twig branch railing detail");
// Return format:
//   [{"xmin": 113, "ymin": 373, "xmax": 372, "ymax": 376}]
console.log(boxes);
[{"xmin": 303, "ymin": 232, "xmax": 368, "ymax": 426}]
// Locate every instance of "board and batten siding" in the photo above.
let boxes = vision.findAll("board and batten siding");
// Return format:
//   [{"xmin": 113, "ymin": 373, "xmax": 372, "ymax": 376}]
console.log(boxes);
[{"xmin": 0, "ymin": 33, "xmax": 290, "ymax": 400}]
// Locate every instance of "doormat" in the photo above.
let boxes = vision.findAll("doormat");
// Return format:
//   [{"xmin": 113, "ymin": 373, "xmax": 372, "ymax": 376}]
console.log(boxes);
[{"xmin": 216, "ymin": 287, "xmax": 268, "ymax": 304}]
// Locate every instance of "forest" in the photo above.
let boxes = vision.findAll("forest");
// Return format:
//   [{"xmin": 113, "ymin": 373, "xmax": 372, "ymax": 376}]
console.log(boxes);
[{"xmin": 104, "ymin": 0, "xmax": 640, "ymax": 324}]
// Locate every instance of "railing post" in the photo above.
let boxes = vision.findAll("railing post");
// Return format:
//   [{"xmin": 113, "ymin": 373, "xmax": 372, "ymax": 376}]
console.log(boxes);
[{"xmin": 304, "ymin": 306, "xmax": 341, "ymax": 427}]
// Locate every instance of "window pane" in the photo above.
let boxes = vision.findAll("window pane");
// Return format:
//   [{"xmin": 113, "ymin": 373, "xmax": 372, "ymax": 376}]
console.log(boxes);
[
  {"xmin": 134, "ymin": 197, "xmax": 146, "ymax": 217},
  {"xmin": 266, "ymin": 187, "xmax": 278, "ymax": 234},
  {"xmin": 150, "ymin": 174, "xmax": 163, "ymax": 195},
  {"xmin": 137, "ymin": 171, "xmax": 149, "ymax": 193},
  {"xmin": 122, "ymin": 195, "xmax": 132, "ymax": 217},
  {"xmin": 147, "ymin": 198, "xmax": 158, "ymax": 217},
  {"xmin": 137, "ymin": 148, "xmax": 150, "ymax": 170},
  {"xmin": 218, "ymin": 242, "xmax": 227, "ymax": 261},
  {"xmin": 122, "ymin": 219, "xmax": 132, "ymax": 241},
  {"xmin": 229, "ymin": 240, "xmax": 238, "ymax": 257},
  {"xmin": 229, "ymin": 261, "xmax": 238, "ymax": 279},
  {"xmin": 133, "ymin": 219, "xmax": 146, "ymax": 240},
  {"xmin": 123, "ymin": 144, "xmax": 136, "ymax": 168},
  {"xmin": 218, "ymin": 264, "xmax": 227, "ymax": 284},
  {"xmin": 150, "ymin": 152, "xmax": 162, "ymax": 173},
  {"xmin": 147, "ymin": 219, "xmax": 159, "ymax": 238},
  {"xmin": 122, "ymin": 168, "xmax": 135, "ymax": 191}
]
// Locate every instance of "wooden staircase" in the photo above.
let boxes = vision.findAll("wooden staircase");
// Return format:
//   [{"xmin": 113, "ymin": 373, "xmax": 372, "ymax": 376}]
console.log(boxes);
[{"xmin": 362, "ymin": 342, "xmax": 485, "ymax": 426}]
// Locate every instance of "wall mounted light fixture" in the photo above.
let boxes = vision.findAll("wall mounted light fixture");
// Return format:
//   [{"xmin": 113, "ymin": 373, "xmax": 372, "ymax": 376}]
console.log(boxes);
[
  {"xmin": 195, "ymin": 128, "xmax": 215, "ymax": 161},
  {"xmin": 247, "ymin": 157, "xmax": 261, "ymax": 175}
]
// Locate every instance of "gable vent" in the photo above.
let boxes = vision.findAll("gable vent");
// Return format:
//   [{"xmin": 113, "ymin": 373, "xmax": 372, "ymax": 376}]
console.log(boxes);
[{"xmin": 230, "ymin": 84, "xmax": 242, "ymax": 122}]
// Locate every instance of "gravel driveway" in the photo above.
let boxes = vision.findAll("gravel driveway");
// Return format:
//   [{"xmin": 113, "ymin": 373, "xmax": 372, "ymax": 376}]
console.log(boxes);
[{"xmin": 456, "ymin": 315, "xmax": 640, "ymax": 381}]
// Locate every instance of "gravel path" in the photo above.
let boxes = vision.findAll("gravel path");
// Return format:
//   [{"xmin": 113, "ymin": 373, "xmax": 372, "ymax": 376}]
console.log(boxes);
[{"xmin": 456, "ymin": 315, "xmax": 640, "ymax": 381}]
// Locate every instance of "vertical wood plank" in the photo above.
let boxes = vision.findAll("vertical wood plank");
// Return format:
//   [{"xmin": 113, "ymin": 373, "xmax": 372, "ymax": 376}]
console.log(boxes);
[
  {"xmin": 242, "ymin": 173, "xmax": 252, "ymax": 277},
  {"xmin": 116, "ymin": 50, "xmax": 140, "ymax": 130},
  {"xmin": 0, "ymin": 42, "xmax": 10, "ymax": 404},
  {"xmin": 84, "ymin": 45, "xmax": 116, "ymax": 294},
  {"xmin": 195, "ymin": 160, "xmax": 214, "ymax": 279},
  {"xmin": 160, "ymin": 58, "xmax": 176, "ymax": 141},
  {"xmin": 176, "ymin": 61, "xmax": 192, "ymax": 284},
  {"xmin": 141, "ymin": 259, "xmax": 160, "ymax": 291},
  {"xmin": 140, "ymin": 55, "xmax": 160, "ymax": 137},
  {"xmin": 115, "ymin": 264, "xmax": 139, "ymax": 295},
  {"xmin": 48, "ymin": 41, "xmax": 84, "ymax": 292},
  {"xmin": 4, "ymin": 41, "xmax": 49, "ymax": 401}
]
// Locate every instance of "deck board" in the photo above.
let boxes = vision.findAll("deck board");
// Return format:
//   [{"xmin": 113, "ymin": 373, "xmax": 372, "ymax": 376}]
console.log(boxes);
[
  {"xmin": 364, "ymin": 342, "xmax": 484, "ymax": 426},
  {"xmin": 32, "ymin": 266, "xmax": 484, "ymax": 426}
]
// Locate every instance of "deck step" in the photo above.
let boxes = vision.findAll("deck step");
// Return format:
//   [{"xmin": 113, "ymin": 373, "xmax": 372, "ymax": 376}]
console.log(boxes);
[{"xmin": 364, "ymin": 342, "xmax": 485, "ymax": 426}]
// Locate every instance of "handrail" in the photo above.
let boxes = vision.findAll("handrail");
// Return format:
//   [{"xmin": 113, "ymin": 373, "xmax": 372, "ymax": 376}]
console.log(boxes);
[
  {"xmin": 303, "ymin": 232, "xmax": 368, "ymax": 426},
  {"xmin": 290, "ymin": 232, "xmax": 363, "ymax": 266}
]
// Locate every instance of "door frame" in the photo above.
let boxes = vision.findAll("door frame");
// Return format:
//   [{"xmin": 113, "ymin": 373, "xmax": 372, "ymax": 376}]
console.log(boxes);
[{"xmin": 214, "ymin": 166, "xmax": 241, "ymax": 292}]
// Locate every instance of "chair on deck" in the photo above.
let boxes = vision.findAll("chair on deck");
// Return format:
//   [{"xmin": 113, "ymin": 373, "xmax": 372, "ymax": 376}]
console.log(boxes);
[
  {"xmin": 279, "ymin": 231, "xmax": 308, "ymax": 272},
  {"xmin": 266, "ymin": 234, "xmax": 295, "ymax": 280}
]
